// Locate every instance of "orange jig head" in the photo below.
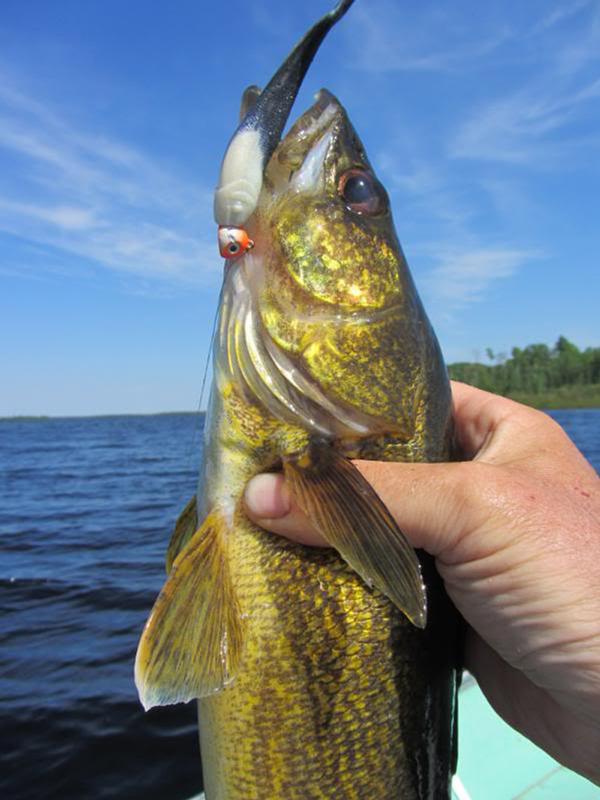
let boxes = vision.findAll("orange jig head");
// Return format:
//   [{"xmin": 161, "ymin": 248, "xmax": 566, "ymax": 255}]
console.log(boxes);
[{"xmin": 218, "ymin": 226, "xmax": 255, "ymax": 260}]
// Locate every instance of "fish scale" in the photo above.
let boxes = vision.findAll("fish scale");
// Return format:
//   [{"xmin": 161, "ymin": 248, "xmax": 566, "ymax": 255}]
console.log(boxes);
[
  {"xmin": 136, "ymin": 3, "xmax": 460, "ymax": 797},
  {"xmin": 199, "ymin": 522, "xmax": 422, "ymax": 799}
]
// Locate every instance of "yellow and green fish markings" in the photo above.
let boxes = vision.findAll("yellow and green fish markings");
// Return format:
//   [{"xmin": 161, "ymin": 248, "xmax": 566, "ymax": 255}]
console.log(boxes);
[{"xmin": 136, "ymin": 4, "xmax": 460, "ymax": 798}]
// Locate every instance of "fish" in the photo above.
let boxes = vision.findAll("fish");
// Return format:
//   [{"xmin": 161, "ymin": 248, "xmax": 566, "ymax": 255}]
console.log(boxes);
[{"xmin": 135, "ymin": 3, "xmax": 460, "ymax": 798}]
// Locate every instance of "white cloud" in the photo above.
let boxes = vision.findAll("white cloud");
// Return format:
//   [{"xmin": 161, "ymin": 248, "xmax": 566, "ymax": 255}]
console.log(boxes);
[
  {"xmin": 380, "ymin": 157, "xmax": 473, "ymax": 232},
  {"xmin": 0, "ymin": 199, "xmax": 98, "ymax": 231},
  {"xmin": 552, "ymin": 2, "xmax": 600, "ymax": 75},
  {"xmin": 534, "ymin": 0, "xmax": 592, "ymax": 33},
  {"xmin": 450, "ymin": 76, "xmax": 600, "ymax": 165},
  {"xmin": 374, "ymin": 157, "xmax": 538, "ymax": 316},
  {"xmin": 450, "ymin": 2, "xmax": 600, "ymax": 167},
  {"xmin": 345, "ymin": 2, "xmax": 509, "ymax": 73},
  {"xmin": 0, "ymin": 74, "xmax": 218, "ymax": 284},
  {"xmin": 422, "ymin": 246, "xmax": 540, "ymax": 313}
]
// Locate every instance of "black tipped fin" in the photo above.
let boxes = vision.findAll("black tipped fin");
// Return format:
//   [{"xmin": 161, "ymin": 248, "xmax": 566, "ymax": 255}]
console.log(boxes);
[
  {"xmin": 283, "ymin": 444, "xmax": 427, "ymax": 628},
  {"xmin": 166, "ymin": 495, "xmax": 198, "ymax": 574},
  {"xmin": 135, "ymin": 511, "xmax": 244, "ymax": 710}
]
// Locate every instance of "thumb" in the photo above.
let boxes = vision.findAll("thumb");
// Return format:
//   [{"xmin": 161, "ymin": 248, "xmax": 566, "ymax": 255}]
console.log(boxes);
[{"xmin": 244, "ymin": 459, "xmax": 482, "ymax": 558}]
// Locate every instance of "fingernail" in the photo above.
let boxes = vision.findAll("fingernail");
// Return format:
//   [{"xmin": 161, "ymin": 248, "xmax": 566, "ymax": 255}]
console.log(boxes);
[{"xmin": 244, "ymin": 473, "xmax": 291, "ymax": 518}]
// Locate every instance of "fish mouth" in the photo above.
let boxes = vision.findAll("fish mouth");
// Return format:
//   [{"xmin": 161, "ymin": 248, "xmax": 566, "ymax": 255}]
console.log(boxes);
[
  {"xmin": 264, "ymin": 90, "xmax": 347, "ymax": 189},
  {"xmin": 283, "ymin": 89, "xmax": 343, "ymax": 147}
]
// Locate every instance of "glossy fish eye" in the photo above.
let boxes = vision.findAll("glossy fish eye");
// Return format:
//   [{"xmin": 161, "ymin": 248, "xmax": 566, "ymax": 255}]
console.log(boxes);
[{"xmin": 338, "ymin": 169, "xmax": 386, "ymax": 215}]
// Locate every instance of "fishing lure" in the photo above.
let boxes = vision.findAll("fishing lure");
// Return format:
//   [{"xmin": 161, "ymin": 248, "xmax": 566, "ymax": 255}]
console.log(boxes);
[
  {"xmin": 213, "ymin": 0, "xmax": 355, "ymax": 231},
  {"xmin": 217, "ymin": 226, "xmax": 254, "ymax": 260}
]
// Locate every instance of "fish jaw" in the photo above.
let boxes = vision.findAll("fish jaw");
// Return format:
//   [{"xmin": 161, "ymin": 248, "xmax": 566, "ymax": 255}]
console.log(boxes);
[
  {"xmin": 218, "ymin": 90, "xmax": 451, "ymax": 455},
  {"xmin": 226, "ymin": 87, "xmax": 422, "ymax": 324},
  {"xmin": 252, "ymin": 89, "xmax": 408, "ymax": 312}
]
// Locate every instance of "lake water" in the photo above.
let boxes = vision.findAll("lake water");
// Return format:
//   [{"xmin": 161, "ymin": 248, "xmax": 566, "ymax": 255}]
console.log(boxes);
[{"xmin": 1, "ymin": 408, "xmax": 599, "ymax": 799}]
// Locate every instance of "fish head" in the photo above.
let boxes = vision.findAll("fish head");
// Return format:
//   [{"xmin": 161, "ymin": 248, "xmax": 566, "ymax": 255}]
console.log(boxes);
[
  {"xmin": 222, "ymin": 89, "xmax": 451, "ymax": 458},
  {"xmin": 247, "ymin": 89, "xmax": 407, "ymax": 313}
]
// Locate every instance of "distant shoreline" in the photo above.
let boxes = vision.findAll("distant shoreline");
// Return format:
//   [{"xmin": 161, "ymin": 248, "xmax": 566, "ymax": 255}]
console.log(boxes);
[
  {"xmin": 446, "ymin": 381, "xmax": 600, "ymax": 410},
  {"xmin": 503, "ymin": 384, "xmax": 600, "ymax": 410},
  {"xmin": 447, "ymin": 337, "xmax": 600, "ymax": 410},
  {"xmin": 0, "ymin": 411, "xmax": 206, "ymax": 422},
  {"xmin": 2, "ymin": 390, "xmax": 600, "ymax": 421}
]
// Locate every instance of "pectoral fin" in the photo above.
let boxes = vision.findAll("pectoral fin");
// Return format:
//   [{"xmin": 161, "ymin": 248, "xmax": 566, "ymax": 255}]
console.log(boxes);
[
  {"xmin": 166, "ymin": 495, "xmax": 198, "ymax": 573},
  {"xmin": 135, "ymin": 510, "xmax": 244, "ymax": 710},
  {"xmin": 283, "ymin": 443, "xmax": 426, "ymax": 628}
]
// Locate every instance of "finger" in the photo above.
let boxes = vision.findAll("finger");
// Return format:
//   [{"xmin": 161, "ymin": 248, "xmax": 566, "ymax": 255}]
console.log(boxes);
[
  {"xmin": 244, "ymin": 458, "xmax": 487, "ymax": 555},
  {"xmin": 244, "ymin": 389, "xmax": 589, "ymax": 554},
  {"xmin": 450, "ymin": 380, "xmax": 508, "ymax": 459},
  {"xmin": 451, "ymin": 381, "xmax": 538, "ymax": 461},
  {"xmin": 244, "ymin": 473, "xmax": 328, "ymax": 546},
  {"xmin": 351, "ymin": 459, "xmax": 485, "ymax": 554},
  {"xmin": 243, "ymin": 382, "xmax": 505, "ymax": 547},
  {"xmin": 451, "ymin": 381, "xmax": 583, "ymax": 469}
]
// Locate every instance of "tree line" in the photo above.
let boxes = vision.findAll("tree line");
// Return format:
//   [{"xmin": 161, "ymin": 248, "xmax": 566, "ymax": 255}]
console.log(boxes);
[{"xmin": 448, "ymin": 337, "xmax": 600, "ymax": 395}]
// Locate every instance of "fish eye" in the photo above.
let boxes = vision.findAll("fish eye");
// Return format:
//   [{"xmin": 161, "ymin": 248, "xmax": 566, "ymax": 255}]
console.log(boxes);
[{"xmin": 338, "ymin": 168, "xmax": 386, "ymax": 215}]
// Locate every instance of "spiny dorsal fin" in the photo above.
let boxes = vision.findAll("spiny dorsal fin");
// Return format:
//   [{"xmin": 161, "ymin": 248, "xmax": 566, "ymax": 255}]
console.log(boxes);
[
  {"xmin": 283, "ymin": 443, "xmax": 427, "ymax": 628},
  {"xmin": 135, "ymin": 510, "xmax": 244, "ymax": 710},
  {"xmin": 166, "ymin": 495, "xmax": 198, "ymax": 574}
]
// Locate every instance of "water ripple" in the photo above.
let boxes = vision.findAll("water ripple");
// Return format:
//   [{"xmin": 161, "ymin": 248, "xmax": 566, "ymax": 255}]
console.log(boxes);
[{"xmin": 0, "ymin": 409, "xmax": 596, "ymax": 799}]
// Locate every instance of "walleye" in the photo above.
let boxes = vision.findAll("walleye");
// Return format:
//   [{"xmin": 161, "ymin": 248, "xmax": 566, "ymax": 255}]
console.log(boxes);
[{"xmin": 136, "ymin": 3, "xmax": 460, "ymax": 798}]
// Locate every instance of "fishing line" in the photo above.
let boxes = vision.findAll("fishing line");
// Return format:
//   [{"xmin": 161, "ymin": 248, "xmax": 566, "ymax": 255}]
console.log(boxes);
[
  {"xmin": 184, "ymin": 275, "xmax": 226, "ymax": 471},
  {"xmin": 199, "ymin": 274, "xmax": 226, "ymax": 409}
]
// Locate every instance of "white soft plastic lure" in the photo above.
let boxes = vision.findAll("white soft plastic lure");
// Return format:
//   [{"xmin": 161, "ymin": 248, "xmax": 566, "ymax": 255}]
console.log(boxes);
[{"xmin": 213, "ymin": 0, "xmax": 355, "ymax": 233}]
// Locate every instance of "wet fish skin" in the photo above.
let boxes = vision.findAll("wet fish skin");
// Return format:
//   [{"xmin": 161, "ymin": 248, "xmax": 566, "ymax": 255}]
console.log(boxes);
[
  {"xmin": 250, "ymin": 90, "xmax": 453, "ymax": 458},
  {"xmin": 198, "ymin": 528, "xmax": 457, "ymax": 800},
  {"xmin": 135, "ymin": 87, "xmax": 460, "ymax": 798}
]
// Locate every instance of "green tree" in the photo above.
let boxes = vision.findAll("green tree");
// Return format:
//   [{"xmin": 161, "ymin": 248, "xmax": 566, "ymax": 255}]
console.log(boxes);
[
  {"xmin": 553, "ymin": 336, "xmax": 582, "ymax": 386},
  {"xmin": 448, "ymin": 337, "xmax": 599, "ymax": 399}
]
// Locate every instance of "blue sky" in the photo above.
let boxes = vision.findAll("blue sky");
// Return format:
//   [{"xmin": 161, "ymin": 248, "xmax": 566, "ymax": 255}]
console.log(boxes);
[{"xmin": 1, "ymin": 0, "xmax": 599, "ymax": 416}]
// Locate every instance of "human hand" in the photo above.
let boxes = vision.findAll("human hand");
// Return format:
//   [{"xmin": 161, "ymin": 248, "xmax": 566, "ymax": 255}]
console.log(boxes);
[{"xmin": 244, "ymin": 382, "xmax": 600, "ymax": 784}]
